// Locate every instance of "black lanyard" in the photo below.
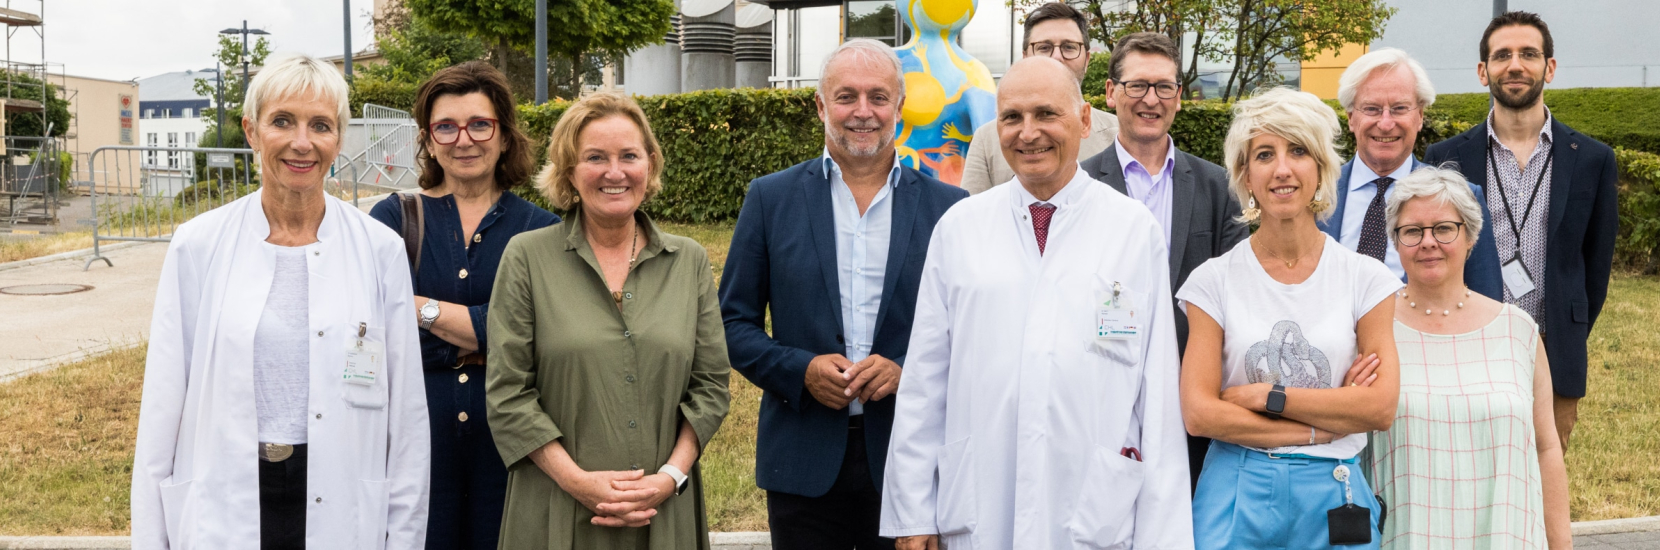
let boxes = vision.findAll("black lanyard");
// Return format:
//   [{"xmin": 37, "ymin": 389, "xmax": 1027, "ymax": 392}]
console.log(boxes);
[{"xmin": 1487, "ymin": 138, "xmax": 1553, "ymax": 252}]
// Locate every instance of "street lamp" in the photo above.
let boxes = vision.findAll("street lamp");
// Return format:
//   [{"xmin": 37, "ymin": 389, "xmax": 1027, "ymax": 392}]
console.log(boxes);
[
  {"xmin": 220, "ymin": 21, "xmax": 270, "ymax": 100},
  {"xmin": 214, "ymin": 62, "xmax": 224, "ymax": 147}
]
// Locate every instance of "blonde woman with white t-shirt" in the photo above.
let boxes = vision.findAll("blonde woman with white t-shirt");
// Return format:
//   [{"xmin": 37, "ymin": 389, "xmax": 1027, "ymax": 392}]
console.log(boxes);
[{"xmin": 1176, "ymin": 87, "xmax": 1401, "ymax": 549}]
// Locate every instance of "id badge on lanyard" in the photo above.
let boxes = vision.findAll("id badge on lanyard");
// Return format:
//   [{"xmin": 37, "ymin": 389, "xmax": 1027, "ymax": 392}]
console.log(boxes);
[
  {"xmin": 1488, "ymin": 140, "xmax": 1550, "ymax": 299},
  {"xmin": 1096, "ymin": 281, "xmax": 1140, "ymax": 340}
]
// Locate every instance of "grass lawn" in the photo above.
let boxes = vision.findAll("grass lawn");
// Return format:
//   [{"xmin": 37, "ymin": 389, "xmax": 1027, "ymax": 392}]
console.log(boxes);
[
  {"xmin": 0, "ymin": 231, "xmax": 93, "ymax": 264},
  {"xmin": 3, "ymin": 221, "xmax": 1657, "ymax": 535}
]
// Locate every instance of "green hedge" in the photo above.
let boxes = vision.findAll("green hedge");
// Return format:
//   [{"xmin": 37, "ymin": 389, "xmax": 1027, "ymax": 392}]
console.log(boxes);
[
  {"xmin": 1428, "ymin": 88, "xmax": 1660, "ymax": 155},
  {"xmin": 348, "ymin": 76, "xmax": 420, "ymax": 118},
  {"xmin": 1616, "ymin": 148, "xmax": 1660, "ymax": 274},
  {"xmin": 514, "ymin": 88, "xmax": 823, "ymax": 222}
]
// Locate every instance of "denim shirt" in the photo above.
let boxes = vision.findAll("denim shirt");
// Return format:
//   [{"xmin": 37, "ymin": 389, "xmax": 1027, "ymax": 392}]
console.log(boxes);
[{"xmin": 370, "ymin": 190, "xmax": 559, "ymax": 369}]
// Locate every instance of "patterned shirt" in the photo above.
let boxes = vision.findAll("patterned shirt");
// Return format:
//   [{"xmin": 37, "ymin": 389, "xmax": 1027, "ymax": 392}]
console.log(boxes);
[{"xmin": 1484, "ymin": 109, "xmax": 1554, "ymax": 324}]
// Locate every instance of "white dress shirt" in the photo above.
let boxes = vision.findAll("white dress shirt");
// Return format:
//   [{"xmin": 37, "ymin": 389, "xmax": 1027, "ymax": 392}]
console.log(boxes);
[
  {"xmin": 1340, "ymin": 158, "xmax": 1415, "ymax": 278},
  {"xmin": 823, "ymin": 152, "xmax": 902, "ymax": 416}
]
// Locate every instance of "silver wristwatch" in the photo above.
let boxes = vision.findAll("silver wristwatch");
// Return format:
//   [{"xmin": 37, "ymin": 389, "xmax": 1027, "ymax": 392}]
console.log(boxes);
[{"xmin": 419, "ymin": 298, "xmax": 441, "ymax": 330}]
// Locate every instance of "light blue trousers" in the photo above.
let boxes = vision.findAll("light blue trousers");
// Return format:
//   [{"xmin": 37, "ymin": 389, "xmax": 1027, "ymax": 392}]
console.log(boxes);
[{"xmin": 1193, "ymin": 441, "xmax": 1382, "ymax": 550}]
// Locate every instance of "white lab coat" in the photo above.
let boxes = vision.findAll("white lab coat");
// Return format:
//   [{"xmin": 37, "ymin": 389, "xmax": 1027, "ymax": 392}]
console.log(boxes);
[
  {"xmin": 880, "ymin": 168, "xmax": 1193, "ymax": 549},
  {"xmin": 131, "ymin": 191, "xmax": 429, "ymax": 550}
]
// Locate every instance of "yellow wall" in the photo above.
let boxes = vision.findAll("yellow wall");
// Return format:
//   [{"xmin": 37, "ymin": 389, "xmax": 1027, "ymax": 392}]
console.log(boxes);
[{"xmin": 1301, "ymin": 43, "xmax": 1369, "ymax": 100}]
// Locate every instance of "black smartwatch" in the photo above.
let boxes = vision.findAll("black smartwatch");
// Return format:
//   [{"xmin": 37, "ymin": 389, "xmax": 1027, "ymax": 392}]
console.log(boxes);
[{"xmin": 1265, "ymin": 384, "xmax": 1287, "ymax": 420}]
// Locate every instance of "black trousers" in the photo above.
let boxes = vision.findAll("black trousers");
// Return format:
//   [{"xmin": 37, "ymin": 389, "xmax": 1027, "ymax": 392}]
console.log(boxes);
[
  {"xmin": 1188, "ymin": 434, "xmax": 1209, "ymax": 493},
  {"xmin": 766, "ymin": 417, "xmax": 895, "ymax": 550},
  {"xmin": 259, "ymin": 444, "xmax": 308, "ymax": 550}
]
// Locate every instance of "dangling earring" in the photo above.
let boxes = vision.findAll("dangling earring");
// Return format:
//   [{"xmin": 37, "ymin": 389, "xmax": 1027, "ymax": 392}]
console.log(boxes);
[
  {"xmin": 1243, "ymin": 195, "xmax": 1260, "ymax": 219},
  {"xmin": 1309, "ymin": 195, "xmax": 1322, "ymax": 212}
]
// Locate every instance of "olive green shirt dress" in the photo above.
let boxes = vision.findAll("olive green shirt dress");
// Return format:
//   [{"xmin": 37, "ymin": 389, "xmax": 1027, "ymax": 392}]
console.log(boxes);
[{"xmin": 486, "ymin": 210, "xmax": 731, "ymax": 550}]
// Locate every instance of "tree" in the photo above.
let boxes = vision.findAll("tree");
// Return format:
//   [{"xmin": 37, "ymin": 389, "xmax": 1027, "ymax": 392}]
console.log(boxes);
[
  {"xmin": 1013, "ymin": 0, "xmax": 1393, "ymax": 100},
  {"xmin": 1215, "ymin": 0, "xmax": 1394, "ymax": 100},
  {"xmin": 364, "ymin": 1, "xmax": 487, "ymax": 86},
  {"xmin": 192, "ymin": 34, "xmax": 272, "ymax": 148},
  {"xmin": 0, "ymin": 70, "xmax": 71, "ymax": 138},
  {"xmin": 405, "ymin": 0, "xmax": 675, "ymax": 99}
]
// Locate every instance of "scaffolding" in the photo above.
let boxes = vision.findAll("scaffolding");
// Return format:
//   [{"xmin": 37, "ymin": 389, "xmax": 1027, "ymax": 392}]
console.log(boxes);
[{"xmin": 0, "ymin": 0, "xmax": 63, "ymax": 226}]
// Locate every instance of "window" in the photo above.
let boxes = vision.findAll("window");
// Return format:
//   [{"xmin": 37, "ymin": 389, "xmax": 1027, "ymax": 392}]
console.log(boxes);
[
  {"xmin": 185, "ymin": 132, "xmax": 196, "ymax": 149},
  {"xmin": 167, "ymin": 133, "xmax": 178, "ymax": 168},
  {"xmin": 183, "ymin": 108, "xmax": 193, "ymax": 118},
  {"xmin": 145, "ymin": 133, "xmax": 158, "ymax": 166},
  {"xmin": 846, "ymin": 1, "xmax": 899, "ymax": 46},
  {"xmin": 162, "ymin": 108, "xmax": 172, "ymax": 119},
  {"xmin": 143, "ymin": 109, "xmax": 153, "ymax": 119}
]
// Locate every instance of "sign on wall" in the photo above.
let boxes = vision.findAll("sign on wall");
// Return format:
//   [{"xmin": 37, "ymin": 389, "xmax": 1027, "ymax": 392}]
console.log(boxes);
[{"xmin": 119, "ymin": 94, "xmax": 133, "ymax": 145}]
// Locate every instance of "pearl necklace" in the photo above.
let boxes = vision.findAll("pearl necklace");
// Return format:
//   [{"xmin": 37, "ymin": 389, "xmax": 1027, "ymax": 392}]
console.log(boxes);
[{"xmin": 1398, "ymin": 287, "xmax": 1472, "ymax": 316}]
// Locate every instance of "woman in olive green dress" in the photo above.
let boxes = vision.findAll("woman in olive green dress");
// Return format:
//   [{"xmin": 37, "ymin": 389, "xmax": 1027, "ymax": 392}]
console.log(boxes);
[{"xmin": 485, "ymin": 91, "xmax": 731, "ymax": 550}]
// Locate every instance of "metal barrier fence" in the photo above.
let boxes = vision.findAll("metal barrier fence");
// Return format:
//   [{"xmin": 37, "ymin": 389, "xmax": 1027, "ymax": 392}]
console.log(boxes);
[
  {"xmin": 1, "ymin": 135, "xmax": 65, "ymax": 227},
  {"xmin": 345, "ymin": 103, "xmax": 420, "ymax": 190}
]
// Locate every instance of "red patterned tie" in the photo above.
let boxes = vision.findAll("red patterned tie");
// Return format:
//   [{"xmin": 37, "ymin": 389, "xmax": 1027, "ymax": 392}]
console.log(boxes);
[{"xmin": 1030, "ymin": 203, "xmax": 1056, "ymax": 255}]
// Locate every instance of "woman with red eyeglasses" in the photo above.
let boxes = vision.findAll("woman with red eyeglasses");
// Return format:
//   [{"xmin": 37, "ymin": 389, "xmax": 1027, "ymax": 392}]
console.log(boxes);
[{"xmin": 369, "ymin": 60, "xmax": 558, "ymax": 550}]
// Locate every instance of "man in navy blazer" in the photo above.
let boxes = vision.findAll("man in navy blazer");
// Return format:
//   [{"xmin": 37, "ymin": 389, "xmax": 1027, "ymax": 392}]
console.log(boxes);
[
  {"xmin": 1426, "ymin": 12, "xmax": 1618, "ymax": 450},
  {"xmin": 1318, "ymin": 48, "xmax": 1504, "ymax": 299},
  {"xmin": 720, "ymin": 40, "xmax": 968, "ymax": 550}
]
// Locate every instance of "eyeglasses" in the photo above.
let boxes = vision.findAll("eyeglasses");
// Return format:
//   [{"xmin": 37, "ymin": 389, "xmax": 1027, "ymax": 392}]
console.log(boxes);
[
  {"xmin": 1354, "ymin": 104, "xmax": 1420, "ymax": 119},
  {"xmin": 1488, "ymin": 49, "xmax": 1545, "ymax": 63},
  {"xmin": 1028, "ymin": 41, "xmax": 1086, "ymax": 60},
  {"xmin": 429, "ymin": 118, "xmax": 498, "ymax": 145},
  {"xmin": 1118, "ymin": 80, "xmax": 1180, "ymax": 100},
  {"xmin": 1394, "ymin": 221, "xmax": 1465, "ymax": 247}
]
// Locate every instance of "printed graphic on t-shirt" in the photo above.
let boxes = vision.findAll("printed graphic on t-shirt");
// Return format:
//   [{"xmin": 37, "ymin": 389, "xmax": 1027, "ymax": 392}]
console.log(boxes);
[{"xmin": 1244, "ymin": 320, "xmax": 1333, "ymax": 388}]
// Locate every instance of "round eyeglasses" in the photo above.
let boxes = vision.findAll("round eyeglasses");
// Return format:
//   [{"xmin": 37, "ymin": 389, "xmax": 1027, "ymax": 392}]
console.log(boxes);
[{"xmin": 1394, "ymin": 221, "xmax": 1465, "ymax": 247}]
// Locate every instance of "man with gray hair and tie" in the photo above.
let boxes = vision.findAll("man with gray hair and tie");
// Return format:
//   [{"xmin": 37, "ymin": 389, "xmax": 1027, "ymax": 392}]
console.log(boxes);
[{"xmin": 1318, "ymin": 47, "xmax": 1504, "ymax": 299}]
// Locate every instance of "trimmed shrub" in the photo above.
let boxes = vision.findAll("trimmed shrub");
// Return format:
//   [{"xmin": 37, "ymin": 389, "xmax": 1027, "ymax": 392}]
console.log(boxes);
[
  {"xmin": 349, "ymin": 76, "xmax": 420, "ymax": 117},
  {"xmin": 1616, "ymin": 147, "xmax": 1660, "ymax": 274},
  {"xmin": 1426, "ymin": 88, "xmax": 1660, "ymax": 155}
]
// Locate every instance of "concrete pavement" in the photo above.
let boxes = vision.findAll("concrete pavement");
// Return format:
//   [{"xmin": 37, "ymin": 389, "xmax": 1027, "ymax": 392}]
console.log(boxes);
[{"xmin": 0, "ymin": 240, "xmax": 164, "ymax": 381}]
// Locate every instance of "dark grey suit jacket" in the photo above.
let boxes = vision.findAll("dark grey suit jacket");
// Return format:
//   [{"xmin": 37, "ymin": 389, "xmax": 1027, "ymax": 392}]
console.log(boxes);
[{"xmin": 1082, "ymin": 145, "xmax": 1251, "ymax": 353}]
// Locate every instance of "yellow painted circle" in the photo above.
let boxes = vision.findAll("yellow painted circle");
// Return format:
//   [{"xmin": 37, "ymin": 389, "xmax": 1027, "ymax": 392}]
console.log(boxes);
[
  {"xmin": 902, "ymin": 72, "xmax": 946, "ymax": 127},
  {"xmin": 919, "ymin": 0, "xmax": 972, "ymax": 26}
]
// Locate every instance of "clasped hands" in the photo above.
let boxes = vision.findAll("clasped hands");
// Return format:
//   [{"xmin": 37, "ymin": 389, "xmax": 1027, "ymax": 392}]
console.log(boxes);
[
  {"xmin": 555, "ymin": 467, "xmax": 678, "ymax": 527},
  {"xmin": 805, "ymin": 353, "xmax": 901, "ymax": 409}
]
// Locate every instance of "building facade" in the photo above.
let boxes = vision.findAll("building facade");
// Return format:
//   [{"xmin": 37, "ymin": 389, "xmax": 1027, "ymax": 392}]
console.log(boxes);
[
  {"xmin": 58, "ymin": 74, "xmax": 140, "ymax": 181},
  {"xmin": 137, "ymin": 69, "xmax": 215, "ymax": 172}
]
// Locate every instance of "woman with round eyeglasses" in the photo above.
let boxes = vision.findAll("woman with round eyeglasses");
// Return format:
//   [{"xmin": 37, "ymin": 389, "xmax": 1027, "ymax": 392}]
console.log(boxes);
[
  {"xmin": 369, "ymin": 60, "xmax": 558, "ymax": 550},
  {"xmin": 1367, "ymin": 166, "xmax": 1570, "ymax": 549}
]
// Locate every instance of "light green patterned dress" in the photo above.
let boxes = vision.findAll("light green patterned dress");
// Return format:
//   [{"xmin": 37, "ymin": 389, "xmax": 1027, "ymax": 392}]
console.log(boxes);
[{"xmin": 1369, "ymin": 305, "xmax": 1547, "ymax": 549}]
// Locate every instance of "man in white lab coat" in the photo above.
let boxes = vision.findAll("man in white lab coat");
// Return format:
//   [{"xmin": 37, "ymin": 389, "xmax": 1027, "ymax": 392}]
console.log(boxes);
[{"xmin": 880, "ymin": 56, "xmax": 1193, "ymax": 550}]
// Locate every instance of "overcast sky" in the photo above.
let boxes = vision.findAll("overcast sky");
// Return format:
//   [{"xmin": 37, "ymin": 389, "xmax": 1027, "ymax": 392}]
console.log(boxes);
[{"xmin": 20, "ymin": 0, "xmax": 378, "ymax": 82}]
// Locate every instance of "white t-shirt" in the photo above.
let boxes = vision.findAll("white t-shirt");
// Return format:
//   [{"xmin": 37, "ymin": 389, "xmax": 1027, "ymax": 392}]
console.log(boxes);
[
  {"xmin": 1176, "ymin": 234, "xmax": 1401, "ymax": 459},
  {"xmin": 253, "ymin": 244, "xmax": 311, "ymax": 445}
]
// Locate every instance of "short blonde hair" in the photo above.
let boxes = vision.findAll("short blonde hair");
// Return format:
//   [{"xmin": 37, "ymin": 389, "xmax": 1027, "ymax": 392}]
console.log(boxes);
[
  {"xmin": 535, "ymin": 92, "xmax": 665, "ymax": 210},
  {"xmin": 243, "ymin": 52, "xmax": 351, "ymax": 130},
  {"xmin": 1386, "ymin": 164, "xmax": 1485, "ymax": 248},
  {"xmin": 1224, "ymin": 87, "xmax": 1343, "ymax": 224}
]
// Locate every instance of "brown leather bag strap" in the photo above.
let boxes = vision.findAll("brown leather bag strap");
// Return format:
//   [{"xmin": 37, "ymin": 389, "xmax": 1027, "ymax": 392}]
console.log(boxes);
[{"xmin": 398, "ymin": 192, "xmax": 424, "ymax": 275}]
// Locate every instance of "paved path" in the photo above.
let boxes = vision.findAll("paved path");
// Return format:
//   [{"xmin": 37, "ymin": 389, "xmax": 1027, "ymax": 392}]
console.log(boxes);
[{"xmin": 0, "ymin": 241, "xmax": 164, "ymax": 381}]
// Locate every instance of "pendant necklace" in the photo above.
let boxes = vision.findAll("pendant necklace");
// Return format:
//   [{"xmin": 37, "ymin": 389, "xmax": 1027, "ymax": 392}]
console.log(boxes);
[{"xmin": 611, "ymin": 224, "xmax": 639, "ymax": 304}]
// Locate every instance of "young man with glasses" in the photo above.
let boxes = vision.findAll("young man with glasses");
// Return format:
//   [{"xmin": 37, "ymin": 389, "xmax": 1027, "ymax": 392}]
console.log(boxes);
[
  {"xmin": 1426, "ymin": 11, "xmax": 1618, "ymax": 452},
  {"xmin": 1319, "ymin": 48, "xmax": 1504, "ymax": 301},
  {"xmin": 959, "ymin": 2, "xmax": 1117, "ymax": 194},
  {"xmin": 1078, "ymin": 32, "xmax": 1248, "ymax": 490}
]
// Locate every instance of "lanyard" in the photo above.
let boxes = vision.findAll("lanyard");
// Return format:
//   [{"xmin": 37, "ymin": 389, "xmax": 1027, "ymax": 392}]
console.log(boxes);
[{"xmin": 1487, "ymin": 138, "xmax": 1553, "ymax": 252}]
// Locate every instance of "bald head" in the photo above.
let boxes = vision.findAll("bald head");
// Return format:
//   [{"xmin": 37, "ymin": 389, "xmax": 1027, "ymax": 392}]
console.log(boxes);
[{"xmin": 997, "ymin": 56, "xmax": 1091, "ymax": 196}]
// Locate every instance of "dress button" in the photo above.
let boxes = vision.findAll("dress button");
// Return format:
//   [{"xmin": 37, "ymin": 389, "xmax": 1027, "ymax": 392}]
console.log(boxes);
[
  {"xmin": 623, "ymin": 330, "xmax": 632, "ymax": 338},
  {"xmin": 473, "ymin": 233, "xmax": 482, "ymax": 243},
  {"xmin": 315, "ymin": 497, "xmax": 322, "ymax": 503},
  {"xmin": 317, "ymin": 330, "xmax": 324, "ymax": 337},
  {"xmin": 459, "ymin": 268, "xmax": 469, "ymax": 279},
  {"xmin": 628, "ymin": 420, "xmax": 637, "ymax": 428},
  {"xmin": 459, "ymin": 373, "xmax": 469, "ymax": 384},
  {"xmin": 631, "ymin": 463, "xmax": 640, "ymax": 470},
  {"xmin": 315, "ymin": 413, "xmax": 322, "ymax": 419},
  {"xmin": 623, "ymin": 292, "xmax": 633, "ymax": 300},
  {"xmin": 312, "ymin": 251, "xmax": 319, "ymax": 256},
  {"xmin": 626, "ymin": 375, "xmax": 636, "ymax": 383},
  {"xmin": 458, "ymin": 412, "xmax": 469, "ymax": 422}
]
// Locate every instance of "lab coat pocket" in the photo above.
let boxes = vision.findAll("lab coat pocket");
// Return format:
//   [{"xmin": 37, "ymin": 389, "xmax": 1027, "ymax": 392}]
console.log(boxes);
[
  {"xmin": 355, "ymin": 478, "xmax": 391, "ymax": 550},
  {"xmin": 935, "ymin": 436, "xmax": 977, "ymax": 537},
  {"xmin": 158, "ymin": 476, "xmax": 193, "ymax": 544},
  {"xmin": 1066, "ymin": 445, "xmax": 1146, "ymax": 549}
]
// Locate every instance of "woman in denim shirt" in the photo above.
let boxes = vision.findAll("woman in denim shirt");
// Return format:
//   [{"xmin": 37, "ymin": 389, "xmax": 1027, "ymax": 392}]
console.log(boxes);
[{"xmin": 370, "ymin": 61, "xmax": 558, "ymax": 549}]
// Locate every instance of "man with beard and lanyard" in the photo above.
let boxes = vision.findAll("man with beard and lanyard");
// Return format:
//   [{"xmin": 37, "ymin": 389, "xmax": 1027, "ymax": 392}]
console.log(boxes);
[
  {"xmin": 721, "ymin": 39, "xmax": 968, "ymax": 549},
  {"xmin": 1426, "ymin": 11, "xmax": 1617, "ymax": 451}
]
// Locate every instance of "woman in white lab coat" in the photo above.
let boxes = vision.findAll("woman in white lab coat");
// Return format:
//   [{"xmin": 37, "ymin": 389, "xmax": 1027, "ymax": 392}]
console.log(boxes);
[
  {"xmin": 130, "ymin": 53, "xmax": 430, "ymax": 550},
  {"xmin": 1176, "ymin": 88, "xmax": 1400, "ymax": 549}
]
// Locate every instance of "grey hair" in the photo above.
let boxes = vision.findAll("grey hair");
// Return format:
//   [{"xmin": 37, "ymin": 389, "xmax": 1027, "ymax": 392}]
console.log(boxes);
[
  {"xmin": 816, "ymin": 38, "xmax": 906, "ymax": 99},
  {"xmin": 244, "ymin": 52, "xmax": 352, "ymax": 129},
  {"xmin": 1385, "ymin": 164, "xmax": 1484, "ymax": 248},
  {"xmin": 1337, "ymin": 47, "xmax": 1436, "ymax": 112}
]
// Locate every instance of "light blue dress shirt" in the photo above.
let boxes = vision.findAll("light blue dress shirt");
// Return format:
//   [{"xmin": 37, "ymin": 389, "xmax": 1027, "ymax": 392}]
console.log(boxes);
[
  {"xmin": 1116, "ymin": 136, "xmax": 1176, "ymax": 247},
  {"xmin": 823, "ymin": 152, "xmax": 901, "ymax": 416},
  {"xmin": 1340, "ymin": 159, "xmax": 1415, "ymax": 279}
]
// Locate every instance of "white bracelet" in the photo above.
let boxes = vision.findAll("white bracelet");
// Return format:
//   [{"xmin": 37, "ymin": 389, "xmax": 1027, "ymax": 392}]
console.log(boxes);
[{"xmin": 658, "ymin": 464, "xmax": 688, "ymax": 494}]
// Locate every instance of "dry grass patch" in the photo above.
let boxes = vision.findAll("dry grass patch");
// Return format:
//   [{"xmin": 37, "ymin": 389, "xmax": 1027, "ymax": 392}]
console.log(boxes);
[
  {"xmin": 1569, "ymin": 273, "xmax": 1660, "ymax": 521},
  {"xmin": 0, "ymin": 231, "xmax": 94, "ymax": 264},
  {"xmin": 0, "ymin": 344, "xmax": 144, "ymax": 535}
]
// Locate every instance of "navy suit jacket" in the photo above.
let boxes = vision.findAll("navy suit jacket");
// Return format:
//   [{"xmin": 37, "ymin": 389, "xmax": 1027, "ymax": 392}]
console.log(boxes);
[
  {"xmin": 1319, "ymin": 158, "xmax": 1505, "ymax": 301},
  {"xmin": 1426, "ymin": 120, "xmax": 1619, "ymax": 398},
  {"xmin": 719, "ymin": 158, "xmax": 968, "ymax": 497}
]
